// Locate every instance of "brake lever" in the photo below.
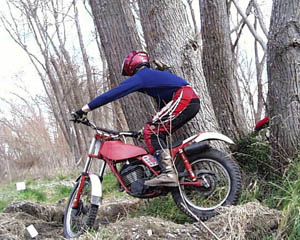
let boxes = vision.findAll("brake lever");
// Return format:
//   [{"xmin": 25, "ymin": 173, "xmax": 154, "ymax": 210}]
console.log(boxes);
[{"xmin": 81, "ymin": 119, "xmax": 90, "ymax": 126}]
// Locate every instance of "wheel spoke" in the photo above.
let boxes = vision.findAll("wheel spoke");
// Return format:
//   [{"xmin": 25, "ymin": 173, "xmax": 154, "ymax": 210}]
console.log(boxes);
[{"xmin": 180, "ymin": 158, "xmax": 231, "ymax": 211}]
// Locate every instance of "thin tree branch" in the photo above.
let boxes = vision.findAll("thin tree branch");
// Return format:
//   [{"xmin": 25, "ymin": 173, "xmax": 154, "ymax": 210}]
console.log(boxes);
[{"xmin": 232, "ymin": 0, "xmax": 266, "ymax": 51}]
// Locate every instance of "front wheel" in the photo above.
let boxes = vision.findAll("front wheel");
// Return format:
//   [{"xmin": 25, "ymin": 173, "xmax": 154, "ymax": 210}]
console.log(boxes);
[
  {"xmin": 64, "ymin": 177, "xmax": 99, "ymax": 238},
  {"xmin": 172, "ymin": 148, "xmax": 242, "ymax": 220}
]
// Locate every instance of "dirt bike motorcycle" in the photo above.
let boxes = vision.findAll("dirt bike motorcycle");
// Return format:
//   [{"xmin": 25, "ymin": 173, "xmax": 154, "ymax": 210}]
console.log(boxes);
[{"xmin": 63, "ymin": 117, "xmax": 242, "ymax": 238}]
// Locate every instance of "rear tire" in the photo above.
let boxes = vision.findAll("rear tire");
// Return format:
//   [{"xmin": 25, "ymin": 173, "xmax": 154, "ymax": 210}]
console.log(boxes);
[
  {"xmin": 64, "ymin": 177, "xmax": 99, "ymax": 238},
  {"xmin": 172, "ymin": 148, "xmax": 242, "ymax": 220}
]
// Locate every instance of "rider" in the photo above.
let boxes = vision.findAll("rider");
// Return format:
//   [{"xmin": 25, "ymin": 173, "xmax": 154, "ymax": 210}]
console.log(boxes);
[{"xmin": 73, "ymin": 50, "xmax": 200, "ymax": 187}]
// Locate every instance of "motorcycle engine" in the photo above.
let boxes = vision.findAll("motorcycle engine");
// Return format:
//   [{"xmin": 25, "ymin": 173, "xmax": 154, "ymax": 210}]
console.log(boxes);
[{"xmin": 120, "ymin": 161, "xmax": 153, "ymax": 195}]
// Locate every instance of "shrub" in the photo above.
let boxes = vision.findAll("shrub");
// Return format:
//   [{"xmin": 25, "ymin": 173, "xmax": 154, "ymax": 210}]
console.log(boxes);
[
  {"xmin": 233, "ymin": 132, "xmax": 273, "ymax": 179},
  {"xmin": 233, "ymin": 131, "xmax": 281, "ymax": 204}
]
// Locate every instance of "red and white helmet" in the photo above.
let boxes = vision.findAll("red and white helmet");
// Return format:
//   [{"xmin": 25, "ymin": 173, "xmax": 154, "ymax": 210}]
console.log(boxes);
[{"xmin": 121, "ymin": 50, "xmax": 150, "ymax": 76}]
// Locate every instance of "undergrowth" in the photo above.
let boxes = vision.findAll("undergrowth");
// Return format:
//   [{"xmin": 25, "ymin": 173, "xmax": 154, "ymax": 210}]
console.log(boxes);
[{"xmin": 234, "ymin": 129, "xmax": 300, "ymax": 239}]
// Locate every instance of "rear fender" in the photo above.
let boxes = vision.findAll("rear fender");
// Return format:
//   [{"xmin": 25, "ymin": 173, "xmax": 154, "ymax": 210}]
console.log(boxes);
[
  {"xmin": 193, "ymin": 132, "xmax": 234, "ymax": 145},
  {"xmin": 89, "ymin": 174, "xmax": 102, "ymax": 206}
]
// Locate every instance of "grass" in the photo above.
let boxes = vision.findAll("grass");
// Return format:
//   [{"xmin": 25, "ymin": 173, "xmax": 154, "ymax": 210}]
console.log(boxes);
[
  {"xmin": 0, "ymin": 199, "xmax": 11, "ymax": 212},
  {"xmin": 0, "ymin": 174, "xmax": 75, "ymax": 211},
  {"xmin": 234, "ymin": 131, "xmax": 300, "ymax": 239},
  {"xmin": 78, "ymin": 228, "xmax": 118, "ymax": 240},
  {"xmin": 47, "ymin": 185, "xmax": 73, "ymax": 202},
  {"xmin": 18, "ymin": 188, "xmax": 47, "ymax": 201},
  {"xmin": 0, "ymin": 171, "xmax": 128, "ymax": 212},
  {"xmin": 131, "ymin": 194, "xmax": 193, "ymax": 224},
  {"xmin": 102, "ymin": 172, "xmax": 127, "ymax": 199},
  {"xmin": 269, "ymin": 160, "xmax": 300, "ymax": 240}
]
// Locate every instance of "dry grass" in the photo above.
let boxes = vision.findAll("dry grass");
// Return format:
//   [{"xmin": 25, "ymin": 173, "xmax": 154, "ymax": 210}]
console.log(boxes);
[
  {"xmin": 0, "ymin": 200, "xmax": 282, "ymax": 240},
  {"xmin": 203, "ymin": 201, "xmax": 282, "ymax": 240}
]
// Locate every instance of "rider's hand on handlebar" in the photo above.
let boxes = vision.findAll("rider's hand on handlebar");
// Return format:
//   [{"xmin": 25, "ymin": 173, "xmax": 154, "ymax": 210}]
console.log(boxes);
[{"xmin": 71, "ymin": 109, "xmax": 88, "ymax": 123}]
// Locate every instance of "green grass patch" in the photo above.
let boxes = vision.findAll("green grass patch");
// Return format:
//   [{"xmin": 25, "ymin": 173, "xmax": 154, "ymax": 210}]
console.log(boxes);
[
  {"xmin": 234, "ymin": 131, "xmax": 283, "ymax": 205},
  {"xmin": 18, "ymin": 189, "xmax": 47, "ymax": 202},
  {"xmin": 78, "ymin": 227, "xmax": 118, "ymax": 240},
  {"xmin": 0, "ymin": 173, "xmax": 76, "ymax": 211},
  {"xmin": 0, "ymin": 199, "xmax": 11, "ymax": 211},
  {"xmin": 47, "ymin": 185, "xmax": 74, "ymax": 203},
  {"xmin": 131, "ymin": 194, "xmax": 193, "ymax": 224},
  {"xmin": 102, "ymin": 172, "xmax": 126, "ymax": 199}
]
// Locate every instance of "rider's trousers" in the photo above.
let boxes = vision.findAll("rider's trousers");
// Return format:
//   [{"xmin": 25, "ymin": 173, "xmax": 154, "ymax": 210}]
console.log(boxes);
[{"xmin": 143, "ymin": 86, "xmax": 200, "ymax": 154}]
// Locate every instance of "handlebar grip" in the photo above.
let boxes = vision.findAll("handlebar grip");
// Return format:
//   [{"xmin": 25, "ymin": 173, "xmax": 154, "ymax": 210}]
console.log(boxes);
[
  {"xmin": 97, "ymin": 127, "xmax": 119, "ymax": 135},
  {"xmin": 117, "ymin": 131, "xmax": 140, "ymax": 138},
  {"xmin": 130, "ymin": 131, "xmax": 139, "ymax": 138}
]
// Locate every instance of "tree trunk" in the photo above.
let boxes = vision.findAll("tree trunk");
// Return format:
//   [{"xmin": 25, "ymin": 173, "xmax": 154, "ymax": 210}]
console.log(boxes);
[
  {"xmin": 199, "ymin": 0, "xmax": 248, "ymax": 141},
  {"xmin": 89, "ymin": 0, "xmax": 154, "ymax": 131},
  {"xmin": 267, "ymin": 0, "xmax": 300, "ymax": 169},
  {"xmin": 138, "ymin": 0, "xmax": 221, "ymax": 144}
]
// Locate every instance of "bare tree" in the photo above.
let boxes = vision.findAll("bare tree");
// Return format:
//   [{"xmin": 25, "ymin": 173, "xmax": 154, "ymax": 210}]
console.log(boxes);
[
  {"xmin": 267, "ymin": 0, "xmax": 300, "ymax": 169},
  {"xmin": 230, "ymin": 0, "xmax": 269, "ymax": 124},
  {"xmin": 138, "ymin": 0, "xmax": 221, "ymax": 145},
  {"xmin": 89, "ymin": 0, "xmax": 155, "ymax": 131},
  {"xmin": 0, "ymin": 91, "xmax": 71, "ymax": 182},
  {"xmin": 199, "ymin": 0, "xmax": 248, "ymax": 141},
  {"xmin": 0, "ymin": 0, "xmax": 105, "ymax": 163},
  {"xmin": 232, "ymin": 0, "xmax": 266, "ymax": 51}
]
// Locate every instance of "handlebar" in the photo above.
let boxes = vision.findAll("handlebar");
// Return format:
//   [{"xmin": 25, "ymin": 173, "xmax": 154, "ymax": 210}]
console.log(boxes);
[{"xmin": 71, "ymin": 117, "xmax": 140, "ymax": 139}]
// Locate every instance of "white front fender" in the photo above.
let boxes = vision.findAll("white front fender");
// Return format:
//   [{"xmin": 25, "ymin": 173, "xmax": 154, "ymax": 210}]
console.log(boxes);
[
  {"xmin": 193, "ymin": 132, "xmax": 235, "ymax": 145},
  {"xmin": 89, "ymin": 174, "xmax": 102, "ymax": 206}
]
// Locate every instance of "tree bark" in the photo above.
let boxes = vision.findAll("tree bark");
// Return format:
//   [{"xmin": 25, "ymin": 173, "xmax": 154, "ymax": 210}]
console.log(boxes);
[
  {"xmin": 89, "ymin": 0, "xmax": 155, "ymax": 131},
  {"xmin": 138, "ymin": 0, "xmax": 222, "ymax": 146},
  {"xmin": 199, "ymin": 0, "xmax": 248, "ymax": 141},
  {"xmin": 267, "ymin": 0, "xmax": 300, "ymax": 169}
]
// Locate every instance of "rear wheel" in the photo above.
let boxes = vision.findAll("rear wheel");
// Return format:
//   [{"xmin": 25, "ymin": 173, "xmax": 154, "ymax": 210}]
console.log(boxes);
[
  {"xmin": 64, "ymin": 177, "xmax": 99, "ymax": 238},
  {"xmin": 172, "ymin": 148, "xmax": 242, "ymax": 220}
]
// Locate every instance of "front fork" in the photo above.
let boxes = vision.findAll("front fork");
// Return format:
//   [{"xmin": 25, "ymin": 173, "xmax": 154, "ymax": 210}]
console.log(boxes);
[
  {"xmin": 72, "ymin": 137, "xmax": 106, "ymax": 208},
  {"xmin": 72, "ymin": 174, "xmax": 87, "ymax": 209}
]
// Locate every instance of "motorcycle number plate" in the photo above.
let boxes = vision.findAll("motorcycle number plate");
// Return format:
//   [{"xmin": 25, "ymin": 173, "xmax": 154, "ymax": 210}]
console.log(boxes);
[{"xmin": 142, "ymin": 155, "xmax": 158, "ymax": 167}]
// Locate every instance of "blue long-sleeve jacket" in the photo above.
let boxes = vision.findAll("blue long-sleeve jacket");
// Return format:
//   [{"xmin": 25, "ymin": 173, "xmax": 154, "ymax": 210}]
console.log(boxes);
[{"xmin": 88, "ymin": 68, "xmax": 188, "ymax": 110}]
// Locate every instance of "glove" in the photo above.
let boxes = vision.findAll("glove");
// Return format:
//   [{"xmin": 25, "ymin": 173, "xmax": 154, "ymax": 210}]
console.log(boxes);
[{"xmin": 71, "ymin": 109, "xmax": 88, "ymax": 123}]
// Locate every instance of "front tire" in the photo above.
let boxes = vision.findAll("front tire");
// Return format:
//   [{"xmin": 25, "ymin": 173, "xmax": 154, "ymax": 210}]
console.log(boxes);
[
  {"xmin": 172, "ymin": 148, "xmax": 242, "ymax": 220},
  {"xmin": 64, "ymin": 177, "xmax": 99, "ymax": 238}
]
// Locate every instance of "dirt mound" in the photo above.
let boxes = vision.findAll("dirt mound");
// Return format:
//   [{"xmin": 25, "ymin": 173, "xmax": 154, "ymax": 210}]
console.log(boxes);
[
  {"xmin": 0, "ymin": 200, "xmax": 281, "ymax": 240},
  {"xmin": 1, "ymin": 201, "xmax": 64, "ymax": 240},
  {"xmin": 103, "ymin": 202, "xmax": 281, "ymax": 240},
  {"xmin": 206, "ymin": 201, "xmax": 281, "ymax": 239}
]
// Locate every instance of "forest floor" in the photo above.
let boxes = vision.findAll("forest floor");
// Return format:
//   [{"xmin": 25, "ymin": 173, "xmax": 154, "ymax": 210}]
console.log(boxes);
[{"xmin": 0, "ymin": 195, "xmax": 281, "ymax": 240}]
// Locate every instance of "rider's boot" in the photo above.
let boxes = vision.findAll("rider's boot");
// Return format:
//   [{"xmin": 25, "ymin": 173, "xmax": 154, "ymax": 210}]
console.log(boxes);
[{"xmin": 144, "ymin": 150, "xmax": 178, "ymax": 187}]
